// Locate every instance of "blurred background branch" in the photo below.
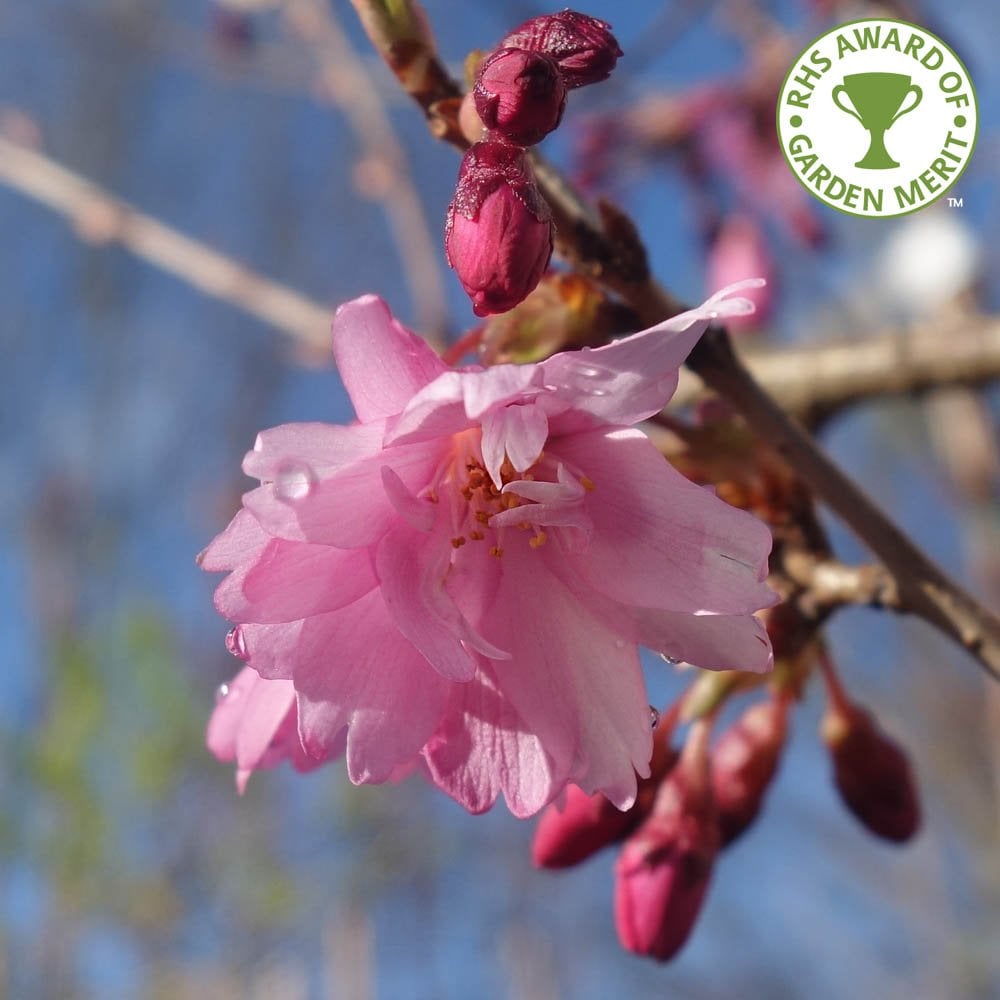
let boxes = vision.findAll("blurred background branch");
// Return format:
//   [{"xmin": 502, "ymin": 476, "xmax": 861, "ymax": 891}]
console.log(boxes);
[
  {"xmin": 672, "ymin": 311, "xmax": 1000, "ymax": 421},
  {"xmin": 0, "ymin": 129, "xmax": 332, "ymax": 353}
]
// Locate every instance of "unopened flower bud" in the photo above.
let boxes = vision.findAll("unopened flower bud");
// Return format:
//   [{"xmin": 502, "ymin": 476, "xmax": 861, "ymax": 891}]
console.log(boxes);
[
  {"xmin": 533, "ymin": 785, "xmax": 637, "ymax": 868},
  {"xmin": 533, "ymin": 734, "xmax": 678, "ymax": 868},
  {"xmin": 445, "ymin": 141, "xmax": 553, "ymax": 316},
  {"xmin": 502, "ymin": 11, "xmax": 623, "ymax": 89},
  {"xmin": 822, "ymin": 701, "xmax": 921, "ymax": 843},
  {"xmin": 712, "ymin": 698, "xmax": 788, "ymax": 846},
  {"xmin": 614, "ymin": 722, "xmax": 717, "ymax": 962},
  {"xmin": 474, "ymin": 48, "xmax": 566, "ymax": 146}
]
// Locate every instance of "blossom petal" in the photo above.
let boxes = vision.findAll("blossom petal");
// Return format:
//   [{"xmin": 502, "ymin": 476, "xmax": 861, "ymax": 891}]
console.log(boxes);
[
  {"xmin": 293, "ymin": 590, "xmax": 450, "ymax": 783},
  {"xmin": 239, "ymin": 621, "xmax": 305, "ymax": 680},
  {"xmin": 481, "ymin": 541, "xmax": 652, "ymax": 809},
  {"xmin": 422, "ymin": 663, "xmax": 559, "ymax": 817},
  {"xmin": 243, "ymin": 439, "xmax": 442, "ymax": 547},
  {"xmin": 387, "ymin": 363, "xmax": 542, "ymax": 449},
  {"xmin": 545, "ymin": 561, "xmax": 773, "ymax": 674},
  {"xmin": 242, "ymin": 421, "xmax": 385, "ymax": 482},
  {"xmin": 490, "ymin": 466, "xmax": 592, "ymax": 532},
  {"xmin": 384, "ymin": 371, "xmax": 469, "ymax": 447},
  {"xmin": 216, "ymin": 540, "xmax": 377, "ymax": 624},
  {"xmin": 234, "ymin": 676, "xmax": 298, "ymax": 778},
  {"xmin": 381, "ymin": 466, "xmax": 436, "ymax": 532},
  {"xmin": 542, "ymin": 281, "xmax": 763, "ymax": 428},
  {"xmin": 206, "ymin": 666, "xmax": 269, "ymax": 763},
  {"xmin": 198, "ymin": 509, "xmax": 268, "ymax": 572},
  {"xmin": 207, "ymin": 667, "xmax": 306, "ymax": 792},
  {"xmin": 461, "ymin": 364, "xmax": 539, "ymax": 419},
  {"xmin": 552, "ymin": 427, "xmax": 776, "ymax": 614},
  {"xmin": 631, "ymin": 607, "xmax": 773, "ymax": 673},
  {"xmin": 376, "ymin": 521, "xmax": 508, "ymax": 682},
  {"xmin": 481, "ymin": 402, "xmax": 549, "ymax": 486},
  {"xmin": 332, "ymin": 295, "xmax": 448, "ymax": 422}
]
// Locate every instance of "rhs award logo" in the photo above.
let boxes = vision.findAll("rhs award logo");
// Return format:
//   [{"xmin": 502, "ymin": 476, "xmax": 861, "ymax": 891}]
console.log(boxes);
[{"xmin": 776, "ymin": 19, "xmax": 977, "ymax": 218}]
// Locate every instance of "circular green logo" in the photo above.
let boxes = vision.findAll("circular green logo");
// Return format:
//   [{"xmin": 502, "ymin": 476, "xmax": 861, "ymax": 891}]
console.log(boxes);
[{"xmin": 776, "ymin": 18, "xmax": 978, "ymax": 218}]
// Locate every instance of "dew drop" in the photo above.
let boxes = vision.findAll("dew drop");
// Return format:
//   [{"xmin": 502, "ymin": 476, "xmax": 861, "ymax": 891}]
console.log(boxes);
[
  {"xmin": 226, "ymin": 625, "xmax": 249, "ymax": 661},
  {"xmin": 215, "ymin": 682, "xmax": 230, "ymax": 704},
  {"xmin": 658, "ymin": 651, "xmax": 681, "ymax": 665},
  {"xmin": 614, "ymin": 638, "xmax": 627, "ymax": 649},
  {"xmin": 649, "ymin": 705, "xmax": 660, "ymax": 729},
  {"xmin": 274, "ymin": 461, "xmax": 317, "ymax": 502}
]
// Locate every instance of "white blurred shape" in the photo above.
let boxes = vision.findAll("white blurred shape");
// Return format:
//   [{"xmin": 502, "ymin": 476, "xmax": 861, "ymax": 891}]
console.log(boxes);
[{"xmin": 880, "ymin": 211, "xmax": 979, "ymax": 318}]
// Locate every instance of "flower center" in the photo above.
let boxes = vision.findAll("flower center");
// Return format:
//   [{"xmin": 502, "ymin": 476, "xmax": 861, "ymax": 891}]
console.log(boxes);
[{"xmin": 425, "ymin": 429, "xmax": 592, "ymax": 558}]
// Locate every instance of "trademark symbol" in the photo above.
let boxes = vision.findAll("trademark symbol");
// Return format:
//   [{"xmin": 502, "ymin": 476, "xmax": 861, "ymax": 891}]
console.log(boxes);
[{"xmin": 947, "ymin": 197, "xmax": 964, "ymax": 208}]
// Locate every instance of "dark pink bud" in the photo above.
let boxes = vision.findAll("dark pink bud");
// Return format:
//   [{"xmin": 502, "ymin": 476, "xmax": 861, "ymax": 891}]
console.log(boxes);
[
  {"xmin": 533, "ymin": 738, "xmax": 679, "ymax": 868},
  {"xmin": 613, "ymin": 722, "xmax": 717, "ymax": 962},
  {"xmin": 822, "ymin": 702, "xmax": 921, "ymax": 843},
  {"xmin": 532, "ymin": 785, "xmax": 636, "ymax": 868},
  {"xmin": 711, "ymin": 698, "xmax": 788, "ymax": 846},
  {"xmin": 445, "ymin": 141, "xmax": 553, "ymax": 316},
  {"xmin": 474, "ymin": 48, "xmax": 567, "ymax": 146},
  {"xmin": 502, "ymin": 10, "xmax": 623, "ymax": 89}
]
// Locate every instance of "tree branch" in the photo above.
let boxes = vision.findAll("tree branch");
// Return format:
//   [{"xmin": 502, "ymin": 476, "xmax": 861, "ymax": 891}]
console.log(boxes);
[
  {"xmin": 686, "ymin": 327, "xmax": 1000, "ymax": 679},
  {"xmin": 0, "ymin": 133, "xmax": 332, "ymax": 354},
  {"xmin": 284, "ymin": 0, "xmax": 448, "ymax": 342},
  {"xmin": 671, "ymin": 315, "xmax": 1000, "ymax": 418},
  {"xmin": 350, "ymin": 1, "xmax": 1000, "ymax": 681}
]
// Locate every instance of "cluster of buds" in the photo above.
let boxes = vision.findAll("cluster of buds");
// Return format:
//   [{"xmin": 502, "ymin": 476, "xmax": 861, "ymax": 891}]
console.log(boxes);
[
  {"xmin": 446, "ymin": 11, "xmax": 622, "ymax": 316},
  {"xmin": 531, "ymin": 642, "xmax": 924, "ymax": 964},
  {"xmin": 533, "ymin": 695, "xmax": 791, "ymax": 961}
]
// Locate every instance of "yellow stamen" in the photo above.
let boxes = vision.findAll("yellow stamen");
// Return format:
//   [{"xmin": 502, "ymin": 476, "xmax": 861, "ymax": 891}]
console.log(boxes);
[{"xmin": 581, "ymin": 475, "xmax": 596, "ymax": 492}]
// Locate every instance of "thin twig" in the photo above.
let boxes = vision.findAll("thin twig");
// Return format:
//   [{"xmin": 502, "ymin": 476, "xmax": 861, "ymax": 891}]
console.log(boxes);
[
  {"xmin": 284, "ymin": 0, "xmax": 447, "ymax": 344},
  {"xmin": 0, "ymin": 133, "xmax": 332, "ymax": 353},
  {"xmin": 781, "ymin": 551, "xmax": 902, "ymax": 619}
]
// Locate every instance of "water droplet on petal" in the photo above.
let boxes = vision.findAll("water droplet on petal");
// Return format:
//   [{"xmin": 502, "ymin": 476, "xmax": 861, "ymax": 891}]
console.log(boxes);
[
  {"xmin": 215, "ymin": 682, "xmax": 231, "ymax": 704},
  {"xmin": 274, "ymin": 461, "xmax": 317, "ymax": 502},
  {"xmin": 226, "ymin": 625, "xmax": 249, "ymax": 661},
  {"xmin": 658, "ymin": 651, "xmax": 680, "ymax": 665},
  {"xmin": 614, "ymin": 638, "xmax": 627, "ymax": 649},
  {"xmin": 649, "ymin": 705, "xmax": 660, "ymax": 729},
  {"xmin": 709, "ymin": 310, "xmax": 720, "ymax": 320}
]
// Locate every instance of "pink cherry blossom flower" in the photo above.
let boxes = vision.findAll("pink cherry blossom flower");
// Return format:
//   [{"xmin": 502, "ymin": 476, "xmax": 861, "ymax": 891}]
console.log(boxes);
[{"xmin": 200, "ymin": 280, "xmax": 776, "ymax": 816}]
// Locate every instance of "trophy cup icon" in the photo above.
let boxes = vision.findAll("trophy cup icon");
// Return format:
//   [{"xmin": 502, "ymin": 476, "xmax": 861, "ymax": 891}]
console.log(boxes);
[{"xmin": 832, "ymin": 73, "xmax": 923, "ymax": 169}]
